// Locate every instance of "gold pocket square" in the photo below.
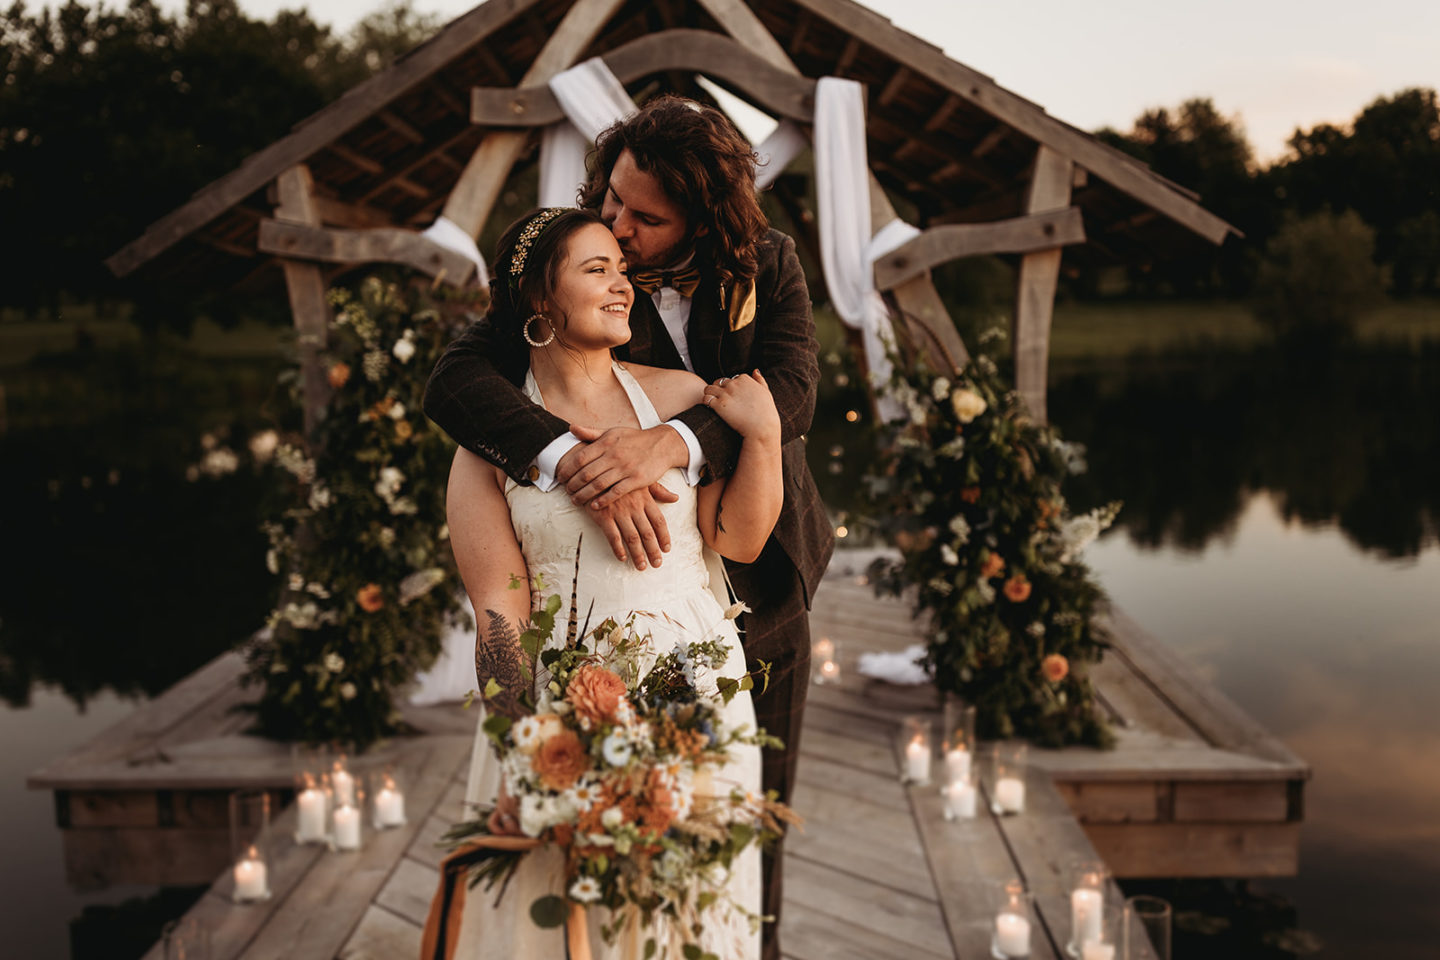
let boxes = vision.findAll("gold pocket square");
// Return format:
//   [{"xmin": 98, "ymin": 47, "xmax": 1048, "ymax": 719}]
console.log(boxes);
[{"xmin": 727, "ymin": 279, "xmax": 757, "ymax": 332}]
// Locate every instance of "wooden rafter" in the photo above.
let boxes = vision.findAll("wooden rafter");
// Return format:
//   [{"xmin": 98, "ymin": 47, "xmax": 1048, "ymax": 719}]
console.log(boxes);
[
  {"xmin": 274, "ymin": 166, "xmax": 331, "ymax": 438},
  {"xmin": 874, "ymin": 208, "xmax": 1086, "ymax": 290},
  {"xmin": 470, "ymin": 30, "xmax": 816, "ymax": 127},
  {"xmin": 326, "ymin": 142, "xmax": 384, "ymax": 175},
  {"xmin": 256, "ymin": 220, "xmax": 474, "ymax": 281},
  {"xmin": 1012, "ymin": 144, "xmax": 1073, "ymax": 422},
  {"xmin": 923, "ymin": 93, "xmax": 962, "ymax": 133},
  {"xmin": 877, "ymin": 65, "xmax": 910, "ymax": 107},
  {"xmin": 377, "ymin": 109, "xmax": 426, "ymax": 144}
]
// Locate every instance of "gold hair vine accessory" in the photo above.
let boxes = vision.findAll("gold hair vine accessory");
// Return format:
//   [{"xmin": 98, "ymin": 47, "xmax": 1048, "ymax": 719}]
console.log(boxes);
[{"xmin": 508, "ymin": 207, "xmax": 568, "ymax": 280}]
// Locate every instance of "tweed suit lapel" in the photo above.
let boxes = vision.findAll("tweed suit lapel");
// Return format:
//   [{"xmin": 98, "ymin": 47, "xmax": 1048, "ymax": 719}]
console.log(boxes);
[
  {"xmin": 623, "ymin": 293, "xmax": 684, "ymax": 370},
  {"xmin": 686, "ymin": 270, "xmax": 725, "ymax": 382}
]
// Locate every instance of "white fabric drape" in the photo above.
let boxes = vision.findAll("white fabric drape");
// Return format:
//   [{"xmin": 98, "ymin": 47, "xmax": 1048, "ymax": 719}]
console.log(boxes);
[
  {"xmin": 538, "ymin": 58, "xmax": 637, "ymax": 208},
  {"xmin": 813, "ymin": 77, "xmax": 914, "ymax": 419},
  {"xmin": 420, "ymin": 215, "xmax": 489, "ymax": 285}
]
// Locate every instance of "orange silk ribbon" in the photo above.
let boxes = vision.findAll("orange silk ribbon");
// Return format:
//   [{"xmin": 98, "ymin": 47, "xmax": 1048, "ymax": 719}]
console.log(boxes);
[{"xmin": 420, "ymin": 835, "xmax": 594, "ymax": 960}]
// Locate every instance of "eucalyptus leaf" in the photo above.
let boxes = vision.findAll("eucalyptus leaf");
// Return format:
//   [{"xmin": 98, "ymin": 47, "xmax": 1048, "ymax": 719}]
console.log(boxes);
[{"xmin": 529, "ymin": 895, "xmax": 567, "ymax": 929}]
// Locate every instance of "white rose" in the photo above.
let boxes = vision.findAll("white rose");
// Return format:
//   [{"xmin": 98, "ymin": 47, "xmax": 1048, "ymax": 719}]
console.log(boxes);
[
  {"xmin": 600, "ymin": 806, "xmax": 624, "ymax": 830},
  {"xmin": 392, "ymin": 337, "xmax": 416, "ymax": 364},
  {"xmin": 388, "ymin": 401, "xmax": 406, "ymax": 420},
  {"xmin": 601, "ymin": 732, "xmax": 633, "ymax": 768},
  {"xmin": 931, "ymin": 377, "xmax": 951, "ymax": 401},
  {"xmin": 950, "ymin": 388, "xmax": 987, "ymax": 423},
  {"xmin": 940, "ymin": 544, "xmax": 960, "ymax": 566}
]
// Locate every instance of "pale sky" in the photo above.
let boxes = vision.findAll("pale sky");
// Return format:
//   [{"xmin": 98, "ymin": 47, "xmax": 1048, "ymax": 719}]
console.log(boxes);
[{"xmin": 131, "ymin": 0, "xmax": 1440, "ymax": 163}]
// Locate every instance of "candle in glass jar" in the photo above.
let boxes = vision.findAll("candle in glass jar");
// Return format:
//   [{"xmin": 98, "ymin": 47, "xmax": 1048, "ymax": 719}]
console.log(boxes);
[
  {"xmin": 819, "ymin": 658, "xmax": 839, "ymax": 682},
  {"xmin": 375, "ymin": 780, "xmax": 406, "ymax": 827},
  {"xmin": 943, "ymin": 779, "xmax": 977, "ymax": 820},
  {"xmin": 331, "ymin": 765, "xmax": 355, "ymax": 807},
  {"xmin": 812, "ymin": 637, "xmax": 835, "ymax": 661},
  {"xmin": 234, "ymin": 846, "xmax": 268, "ymax": 900},
  {"xmin": 333, "ymin": 804, "xmax": 361, "ymax": 850},
  {"xmin": 296, "ymin": 786, "xmax": 327, "ymax": 842},
  {"xmin": 904, "ymin": 737, "xmax": 930, "ymax": 783},
  {"xmin": 1080, "ymin": 942, "xmax": 1114, "ymax": 960},
  {"xmin": 1071, "ymin": 887, "xmax": 1103, "ymax": 948},
  {"xmin": 944, "ymin": 745, "xmax": 971, "ymax": 782},
  {"xmin": 994, "ymin": 776, "xmax": 1026, "ymax": 814},
  {"xmin": 994, "ymin": 911, "xmax": 1031, "ymax": 957}
]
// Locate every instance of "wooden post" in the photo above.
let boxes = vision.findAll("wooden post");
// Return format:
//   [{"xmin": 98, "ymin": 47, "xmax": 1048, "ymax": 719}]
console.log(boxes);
[
  {"xmin": 274, "ymin": 165, "xmax": 331, "ymax": 439},
  {"xmin": 442, "ymin": 0, "xmax": 625, "ymax": 237},
  {"xmin": 698, "ymin": 0, "xmax": 970, "ymax": 375},
  {"xmin": 1012, "ymin": 145, "xmax": 1073, "ymax": 422}
]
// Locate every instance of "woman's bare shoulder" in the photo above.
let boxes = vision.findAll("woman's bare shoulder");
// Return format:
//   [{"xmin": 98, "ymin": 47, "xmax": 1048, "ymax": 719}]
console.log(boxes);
[{"xmin": 623, "ymin": 362, "xmax": 706, "ymax": 420}]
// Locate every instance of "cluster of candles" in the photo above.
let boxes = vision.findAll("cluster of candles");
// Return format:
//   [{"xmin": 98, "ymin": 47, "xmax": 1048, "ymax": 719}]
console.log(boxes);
[
  {"xmin": 811, "ymin": 637, "xmax": 841, "ymax": 685},
  {"xmin": 230, "ymin": 753, "xmax": 408, "ymax": 905}
]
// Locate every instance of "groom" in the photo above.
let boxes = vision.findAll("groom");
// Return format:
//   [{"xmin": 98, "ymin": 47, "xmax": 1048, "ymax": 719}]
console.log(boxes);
[{"xmin": 424, "ymin": 96, "xmax": 831, "ymax": 959}]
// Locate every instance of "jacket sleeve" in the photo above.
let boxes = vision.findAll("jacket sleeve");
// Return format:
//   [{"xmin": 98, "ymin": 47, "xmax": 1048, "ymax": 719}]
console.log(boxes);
[
  {"xmin": 422, "ymin": 318, "xmax": 569, "ymax": 484},
  {"xmin": 674, "ymin": 231, "xmax": 819, "ymax": 481}
]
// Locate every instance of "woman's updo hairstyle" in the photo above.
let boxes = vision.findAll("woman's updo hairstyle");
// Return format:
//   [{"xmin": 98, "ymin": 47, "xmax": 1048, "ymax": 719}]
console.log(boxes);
[{"xmin": 484, "ymin": 206, "xmax": 609, "ymax": 348}]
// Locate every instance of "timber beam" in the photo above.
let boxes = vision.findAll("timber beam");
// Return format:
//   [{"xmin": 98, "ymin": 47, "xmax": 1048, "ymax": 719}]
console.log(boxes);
[
  {"xmin": 256, "ymin": 220, "xmax": 476, "ymax": 283},
  {"xmin": 874, "ymin": 207, "xmax": 1086, "ymax": 290},
  {"xmin": 469, "ymin": 29, "xmax": 816, "ymax": 128}
]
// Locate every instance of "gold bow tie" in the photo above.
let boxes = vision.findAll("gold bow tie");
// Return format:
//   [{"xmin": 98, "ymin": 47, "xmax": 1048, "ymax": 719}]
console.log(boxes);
[{"xmin": 630, "ymin": 265, "xmax": 702, "ymax": 298}]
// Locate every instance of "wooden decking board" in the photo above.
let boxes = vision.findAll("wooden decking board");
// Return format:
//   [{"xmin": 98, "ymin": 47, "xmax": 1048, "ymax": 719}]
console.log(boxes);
[
  {"xmin": 782, "ymin": 855, "xmax": 952, "ymax": 956},
  {"xmin": 338, "ymin": 903, "xmax": 424, "ymax": 959},
  {"xmin": 778, "ymin": 899, "xmax": 951, "ymax": 960}
]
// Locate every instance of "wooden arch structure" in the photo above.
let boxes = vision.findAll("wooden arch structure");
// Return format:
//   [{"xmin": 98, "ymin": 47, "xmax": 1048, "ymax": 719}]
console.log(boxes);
[{"xmin": 107, "ymin": 0, "xmax": 1238, "ymax": 425}]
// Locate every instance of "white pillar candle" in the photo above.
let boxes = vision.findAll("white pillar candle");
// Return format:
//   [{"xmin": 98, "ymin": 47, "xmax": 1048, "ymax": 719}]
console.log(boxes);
[
  {"xmin": 994, "ymin": 776, "xmax": 1026, "ymax": 814},
  {"xmin": 296, "ymin": 787, "xmax": 327, "ymax": 842},
  {"xmin": 375, "ymin": 784, "xmax": 406, "ymax": 827},
  {"xmin": 944, "ymin": 746, "xmax": 971, "ymax": 783},
  {"xmin": 333, "ymin": 804, "xmax": 361, "ymax": 850},
  {"xmin": 1071, "ymin": 887, "xmax": 1103, "ymax": 949},
  {"xmin": 994, "ymin": 911, "xmax": 1031, "ymax": 957},
  {"xmin": 234, "ymin": 848, "xmax": 268, "ymax": 900},
  {"xmin": 331, "ymin": 767, "xmax": 355, "ymax": 808},
  {"xmin": 1081, "ymin": 942, "xmax": 1115, "ymax": 960},
  {"xmin": 812, "ymin": 637, "xmax": 835, "ymax": 660},
  {"xmin": 943, "ymin": 780, "xmax": 977, "ymax": 820},
  {"xmin": 904, "ymin": 737, "xmax": 930, "ymax": 783}
]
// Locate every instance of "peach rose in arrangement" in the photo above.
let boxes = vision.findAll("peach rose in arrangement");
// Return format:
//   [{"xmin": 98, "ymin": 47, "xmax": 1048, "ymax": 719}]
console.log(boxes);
[
  {"xmin": 1002, "ymin": 575, "xmax": 1032, "ymax": 603},
  {"xmin": 533, "ymin": 729, "xmax": 588, "ymax": 791},
  {"xmin": 327, "ymin": 362, "xmax": 351, "ymax": 389},
  {"xmin": 566, "ymin": 665, "xmax": 629, "ymax": 726},
  {"xmin": 356, "ymin": 583, "xmax": 384, "ymax": 612},
  {"xmin": 1041, "ymin": 653, "xmax": 1069, "ymax": 684},
  {"xmin": 980, "ymin": 551, "xmax": 1006, "ymax": 579}
]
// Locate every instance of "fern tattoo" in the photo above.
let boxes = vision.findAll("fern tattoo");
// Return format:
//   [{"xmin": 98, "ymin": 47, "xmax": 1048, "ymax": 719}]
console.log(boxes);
[{"xmin": 476, "ymin": 609, "xmax": 524, "ymax": 719}]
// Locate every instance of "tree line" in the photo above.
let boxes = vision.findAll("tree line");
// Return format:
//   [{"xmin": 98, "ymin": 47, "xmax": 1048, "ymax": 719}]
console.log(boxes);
[
  {"xmin": 2, "ymin": 1, "xmax": 1437, "ymax": 324},
  {"xmin": 1092, "ymin": 91, "xmax": 1440, "ymax": 299}
]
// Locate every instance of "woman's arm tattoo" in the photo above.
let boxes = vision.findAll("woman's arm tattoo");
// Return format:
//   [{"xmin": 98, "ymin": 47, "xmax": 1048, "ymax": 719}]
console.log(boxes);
[{"xmin": 476, "ymin": 609, "xmax": 524, "ymax": 718}]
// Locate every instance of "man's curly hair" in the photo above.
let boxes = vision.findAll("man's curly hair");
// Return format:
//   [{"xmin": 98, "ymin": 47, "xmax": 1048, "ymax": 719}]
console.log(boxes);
[{"xmin": 578, "ymin": 95, "xmax": 768, "ymax": 289}]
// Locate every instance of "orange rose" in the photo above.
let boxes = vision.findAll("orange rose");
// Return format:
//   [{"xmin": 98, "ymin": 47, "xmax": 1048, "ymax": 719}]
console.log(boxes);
[
  {"xmin": 1041, "ymin": 653, "xmax": 1069, "ymax": 684},
  {"xmin": 566, "ymin": 665, "xmax": 628, "ymax": 726},
  {"xmin": 327, "ymin": 362, "xmax": 351, "ymax": 389},
  {"xmin": 533, "ymin": 729, "xmax": 588, "ymax": 791},
  {"xmin": 394, "ymin": 420, "xmax": 413, "ymax": 441},
  {"xmin": 356, "ymin": 583, "xmax": 384, "ymax": 612},
  {"xmin": 1003, "ymin": 575, "xmax": 1031, "ymax": 603},
  {"xmin": 980, "ymin": 552, "xmax": 1006, "ymax": 579},
  {"xmin": 960, "ymin": 486, "xmax": 981, "ymax": 504}
]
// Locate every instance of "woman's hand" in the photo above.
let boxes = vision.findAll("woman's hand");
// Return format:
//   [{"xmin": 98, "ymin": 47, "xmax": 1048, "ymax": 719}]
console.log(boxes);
[
  {"xmin": 487, "ymin": 780, "xmax": 522, "ymax": 836},
  {"xmin": 702, "ymin": 370, "xmax": 781, "ymax": 445}
]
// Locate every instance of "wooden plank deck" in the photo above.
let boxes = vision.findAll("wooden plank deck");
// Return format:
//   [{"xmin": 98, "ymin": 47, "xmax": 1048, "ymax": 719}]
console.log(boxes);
[{"xmin": 33, "ymin": 548, "xmax": 1303, "ymax": 958}]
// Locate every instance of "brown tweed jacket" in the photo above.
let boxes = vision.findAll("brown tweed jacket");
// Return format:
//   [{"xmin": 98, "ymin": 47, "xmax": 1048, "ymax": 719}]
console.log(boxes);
[{"xmin": 422, "ymin": 228, "xmax": 834, "ymax": 607}]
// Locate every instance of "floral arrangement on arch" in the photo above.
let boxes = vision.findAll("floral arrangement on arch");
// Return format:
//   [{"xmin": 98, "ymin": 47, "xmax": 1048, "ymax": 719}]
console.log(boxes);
[
  {"xmin": 444, "ymin": 576, "xmax": 793, "ymax": 956},
  {"xmin": 243, "ymin": 274, "xmax": 480, "ymax": 748},
  {"xmin": 864, "ymin": 330, "xmax": 1119, "ymax": 747}
]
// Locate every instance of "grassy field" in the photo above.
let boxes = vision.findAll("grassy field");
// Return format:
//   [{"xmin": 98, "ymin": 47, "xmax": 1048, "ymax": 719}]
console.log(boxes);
[{"xmin": 1049, "ymin": 297, "xmax": 1440, "ymax": 361}]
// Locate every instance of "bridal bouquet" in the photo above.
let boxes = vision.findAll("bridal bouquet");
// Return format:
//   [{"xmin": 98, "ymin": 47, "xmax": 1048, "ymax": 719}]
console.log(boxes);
[{"xmin": 438, "ymin": 575, "xmax": 794, "ymax": 956}]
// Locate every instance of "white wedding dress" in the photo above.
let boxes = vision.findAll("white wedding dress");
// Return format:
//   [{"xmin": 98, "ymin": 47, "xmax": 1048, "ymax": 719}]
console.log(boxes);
[{"xmin": 455, "ymin": 362, "xmax": 762, "ymax": 960}]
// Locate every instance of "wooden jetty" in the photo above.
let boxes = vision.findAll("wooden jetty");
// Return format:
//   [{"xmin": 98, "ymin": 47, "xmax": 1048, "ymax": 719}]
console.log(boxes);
[{"xmin": 30, "ymin": 551, "xmax": 1306, "ymax": 957}]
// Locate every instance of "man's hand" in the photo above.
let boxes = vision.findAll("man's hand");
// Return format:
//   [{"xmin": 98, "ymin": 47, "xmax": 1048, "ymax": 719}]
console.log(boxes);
[
  {"xmin": 558, "ymin": 424, "xmax": 689, "ymax": 509},
  {"xmin": 589, "ymin": 484, "xmax": 678, "ymax": 571}
]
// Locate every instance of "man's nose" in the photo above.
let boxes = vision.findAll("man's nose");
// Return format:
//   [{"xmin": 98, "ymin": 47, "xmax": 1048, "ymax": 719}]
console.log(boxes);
[{"xmin": 610, "ymin": 212, "xmax": 635, "ymax": 238}]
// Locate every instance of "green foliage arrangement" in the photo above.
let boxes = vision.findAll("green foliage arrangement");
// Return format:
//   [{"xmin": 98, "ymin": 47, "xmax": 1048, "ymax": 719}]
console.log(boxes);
[
  {"xmin": 864, "ymin": 333, "xmax": 1119, "ymax": 747},
  {"xmin": 245, "ymin": 274, "xmax": 478, "ymax": 748},
  {"xmin": 1254, "ymin": 210, "xmax": 1385, "ymax": 339}
]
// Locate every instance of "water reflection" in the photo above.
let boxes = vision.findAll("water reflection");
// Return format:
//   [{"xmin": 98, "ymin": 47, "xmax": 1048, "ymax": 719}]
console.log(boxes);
[{"xmin": 1050, "ymin": 341, "xmax": 1440, "ymax": 559}]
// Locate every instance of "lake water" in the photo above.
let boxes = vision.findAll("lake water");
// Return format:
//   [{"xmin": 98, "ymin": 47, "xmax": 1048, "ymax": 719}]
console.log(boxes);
[{"xmin": 3, "ymin": 334, "xmax": 1437, "ymax": 957}]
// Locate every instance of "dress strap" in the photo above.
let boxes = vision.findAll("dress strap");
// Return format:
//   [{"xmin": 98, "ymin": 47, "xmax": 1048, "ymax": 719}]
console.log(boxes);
[
  {"xmin": 611, "ymin": 362, "xmax": 663, "ymax": 429},
  {"xmin": 523, "ymin": 369, "xmax": 546, "ymax": 408}
]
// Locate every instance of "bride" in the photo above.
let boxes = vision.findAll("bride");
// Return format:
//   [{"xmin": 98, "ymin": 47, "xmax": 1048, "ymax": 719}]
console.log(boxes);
[{"xmin": 444, "ymin": 207, "xmax": 781, "ymax": 959}]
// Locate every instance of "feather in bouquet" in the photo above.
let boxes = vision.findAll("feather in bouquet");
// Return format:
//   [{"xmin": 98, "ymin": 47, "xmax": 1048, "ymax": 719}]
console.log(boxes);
[{"xmin": 434, "ymin": 549, "xmax": 797, "ymax": 959}]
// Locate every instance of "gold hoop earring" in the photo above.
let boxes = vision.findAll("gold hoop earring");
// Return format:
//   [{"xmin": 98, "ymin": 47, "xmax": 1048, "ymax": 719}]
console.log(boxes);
[{"xmin": 523, "ymin": 313, "xmax": 555, "ymax": 348}]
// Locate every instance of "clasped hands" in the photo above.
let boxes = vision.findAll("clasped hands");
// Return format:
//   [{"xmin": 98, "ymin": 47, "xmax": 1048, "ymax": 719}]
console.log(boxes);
[{"xmin": 555, "ymin": 373, "xmax": 768, "ymax": 571}]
